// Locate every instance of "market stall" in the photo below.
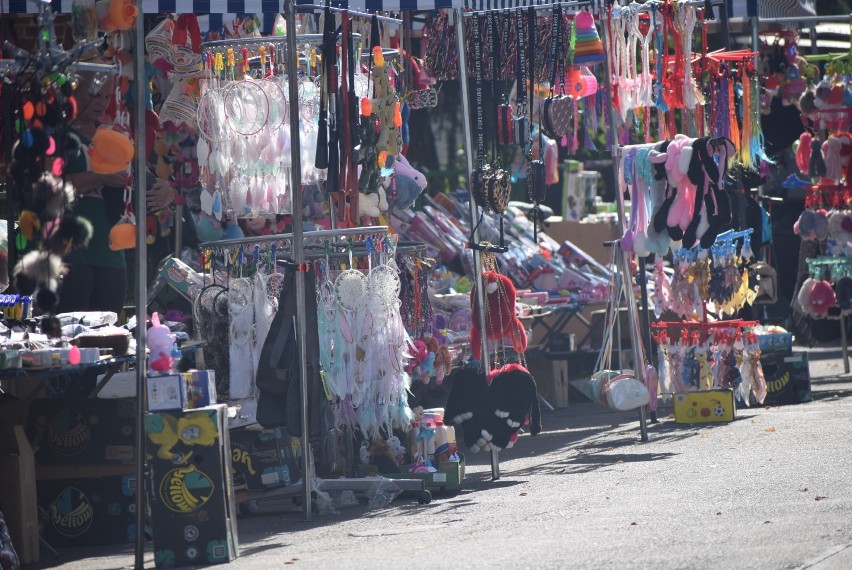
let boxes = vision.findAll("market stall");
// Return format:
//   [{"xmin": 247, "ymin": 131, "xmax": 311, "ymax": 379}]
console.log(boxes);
[{"xmin": 3, "ymin": 0, "xmax": 846, "ymax": 568}]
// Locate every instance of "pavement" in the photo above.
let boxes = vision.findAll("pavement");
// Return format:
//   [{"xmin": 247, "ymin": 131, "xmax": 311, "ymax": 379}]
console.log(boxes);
[{"xmin": 33, "ymin": 344, "xmax": 852, "ymax": 570}]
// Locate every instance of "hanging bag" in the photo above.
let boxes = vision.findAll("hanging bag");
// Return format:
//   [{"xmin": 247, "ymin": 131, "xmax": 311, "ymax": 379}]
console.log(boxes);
[
  {"xmin": 541, "ymin": 6, "xmax": 572, "ymax": 140},
  {"xmin": 583, "ymin": 248, "xmax": 650, "ymax": 411}
]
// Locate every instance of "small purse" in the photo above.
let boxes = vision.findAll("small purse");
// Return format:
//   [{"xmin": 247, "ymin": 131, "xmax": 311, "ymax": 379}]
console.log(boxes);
[
  {"xmin": 109, "ymin": 187, "xmax": 137, "ymax": 251},
  {"xmin": 752, "ymin": 261, "xmax": 778, "ymax": 305},
  {"xmin": 526, "ymin": 159, "xmax": 546, "ymax": 203},
  {"xmin": 487, "ymin": 168, "xmax": 511, "ymax": 214},
  {"xmin": 408, "ymin": 88, "xmax": 438, "ymax": 110},
  {"xmin": 540, "ymin": 6, "xmax": 572, "ymax": 141},
  {"xmin": 581, "ymin": 247, "xmax": 650, "ymax": 411}
]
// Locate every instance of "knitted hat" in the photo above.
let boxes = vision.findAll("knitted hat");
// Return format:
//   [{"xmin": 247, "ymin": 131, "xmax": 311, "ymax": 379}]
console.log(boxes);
[
  {"xmin": 808, "ymin": 280, "xmax": 836, "ymax": 315},
  {"xmin": 797, "ymin": 277, "xmax": 817, "ymax": 313},
  {"xmin": 835, "ymin": 276, "xmax": 852, "ymax": 310},
  {"xmin": 572, "ymin": 11, "xmax": 604, "ymax": 66},
  {"xmin": 88, "ymin": 127, "xmax": 134, "ymax": 174}
]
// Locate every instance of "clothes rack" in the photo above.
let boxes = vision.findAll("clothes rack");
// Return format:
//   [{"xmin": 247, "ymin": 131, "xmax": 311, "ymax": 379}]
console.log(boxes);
[{"xmin": 599, "ymin": 0, "xmax": 649, "ymax": 441}]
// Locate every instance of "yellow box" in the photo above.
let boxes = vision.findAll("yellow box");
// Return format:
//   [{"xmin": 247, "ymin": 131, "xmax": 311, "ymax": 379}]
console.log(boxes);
[{"xmin": 673, "ymin": 390, "xmax": 736, "ymax": 423}]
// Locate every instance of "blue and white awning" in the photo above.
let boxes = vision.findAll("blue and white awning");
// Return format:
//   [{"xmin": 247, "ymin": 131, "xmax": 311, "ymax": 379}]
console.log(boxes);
[{"xmin": 2, "ymin": 0, "xmax": 821, "ymax": 23}]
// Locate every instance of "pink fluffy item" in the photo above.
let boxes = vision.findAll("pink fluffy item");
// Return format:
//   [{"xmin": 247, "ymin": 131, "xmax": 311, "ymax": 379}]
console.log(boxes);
[
  {"xmin": 147, "ymin": 312, "xmax": 176, "ymax": 372},
  {"xmin": 652, "ymin": 261, "xmax": 672, "ymax": 317},
  {"xmin": 469, "ymin": 271, "xmax": 528, "ymax": 360},
  {"xmin": 391, "ymin": 153, "xmax": 427, "ymax": 190},
  {"xmin": 644, "ymin": 363, "xmax": 659, "ymax": 412},
  {"xmin": 796, "ymin": 132, "xmax": 813, "ymax": 175},
  {"xmin": 665, "ymin": 137, "xmax": 696, "ymax": 231},
  {"xmin": 808, "ymin": 280, "xmax": 836, "ymax": 315},
  {"xmin": 797, "ymin": 278, "xmax": 817, "ymax": 314}
]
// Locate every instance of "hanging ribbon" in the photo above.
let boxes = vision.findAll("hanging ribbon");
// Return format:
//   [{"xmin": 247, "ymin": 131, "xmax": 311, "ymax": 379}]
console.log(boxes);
[{"xmin": 173, "ymin": 14, "xmax": 201, "ymax": 54}]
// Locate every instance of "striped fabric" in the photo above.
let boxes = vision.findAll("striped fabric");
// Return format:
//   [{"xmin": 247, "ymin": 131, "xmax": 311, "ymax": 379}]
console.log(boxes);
[
  {"xmin": 728, "ymin": 0, "xmax": 817, "ymax": 19},
  {"xmin": 2, "ymin": 0, "xmax": 820, "ymax": 24}
]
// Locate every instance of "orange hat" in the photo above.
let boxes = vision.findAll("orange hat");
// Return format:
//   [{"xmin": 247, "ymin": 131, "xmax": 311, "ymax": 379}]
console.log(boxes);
[{"xmin": 88, "ymin": 127, "xmax": 135, "ymax": 174}]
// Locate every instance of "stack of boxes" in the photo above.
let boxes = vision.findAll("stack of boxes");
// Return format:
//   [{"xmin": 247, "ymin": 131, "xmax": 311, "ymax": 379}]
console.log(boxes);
[
  {"xmin": 145, "ymin": 370, "xmax": 238, "ymax": 568},
  {"xmin": 26, "ymin": 398, "xmax": 139, "ymax": 548},
  {"xmin": 755, "ymin": 326, "xmax": 811, "ymax": 405}
]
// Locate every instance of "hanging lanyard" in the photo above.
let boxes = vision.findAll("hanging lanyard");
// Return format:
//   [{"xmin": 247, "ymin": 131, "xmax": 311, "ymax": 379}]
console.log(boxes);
[
  {"xmin": 488, "ymin": 11, "xmax": 500, "ymax": 162},
  {"xmin": 471, "ymin": 14, "xmax": 486, "ymax": 168},
  {"xmin": 548, "ymin": 4, "xmax": 561, "ymax": 95},
  {"xmin": 516, "ymin": 9, "xmax": 527, "ymax": 114}
]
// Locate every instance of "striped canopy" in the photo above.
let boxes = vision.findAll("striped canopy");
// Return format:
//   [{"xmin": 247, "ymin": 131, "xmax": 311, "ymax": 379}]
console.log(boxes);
[{"xmin": 2, "ymin": 0, "xmax": 820, "ymax": 29}]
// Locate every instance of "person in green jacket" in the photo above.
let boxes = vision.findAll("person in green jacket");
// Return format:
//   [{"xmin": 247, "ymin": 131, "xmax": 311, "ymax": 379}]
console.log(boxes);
[{"xmin": 57, "ymin": 71, "xmax": 129, "ymax": 315}]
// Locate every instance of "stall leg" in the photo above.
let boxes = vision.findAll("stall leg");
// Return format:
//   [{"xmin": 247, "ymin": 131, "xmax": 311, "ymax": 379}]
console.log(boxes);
[
  {"xmin": 133, "ymin": 12, "xmax": 149, "ymax": 570},
  {"xmin": 454, "ymin": 7, "xmax": 499, "ymax": 480},
  {"xmin": 842, "ymin": 315, "xmax": 850, "ymax": 375}
]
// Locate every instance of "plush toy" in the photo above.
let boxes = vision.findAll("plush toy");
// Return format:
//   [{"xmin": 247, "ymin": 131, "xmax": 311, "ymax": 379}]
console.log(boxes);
[
  {"xmin": 442, "ymin": 367, "xmax": 492, "ymax": 452},
  {"xmin": 390, "ymin": 153, "xmax": 427, "ymax": 190},
  {"xmin": 358, "ymin": 192, "xmax": 380, "ymax": 218},
  {"xmin": 148, "ymin": 312, "xmax": 176, "ymax": 372},
  {"xmin": 382, "ymin": 173, "xmax": 423, "ymax": 212},
  {"xmin": 483, "ymin": 363, "xmax": 542, "ymax": 451},
  {"xmin": 387, "ymin": 436, "xmax": 406, "ymax": 464},
  {"xmin": 370, "ymin": 47, "xmax": 402, "ymax": 161},
  {"xmin": 469, "ymin": 271, "xmax": 528, "ymax": 360},
  {"xmin": 13, "ymin": 250, "xmax": 64, "ymax": 315},
  {"xmin": 368, "ymin": 438, "xmax": 401, "ymax": 474}
]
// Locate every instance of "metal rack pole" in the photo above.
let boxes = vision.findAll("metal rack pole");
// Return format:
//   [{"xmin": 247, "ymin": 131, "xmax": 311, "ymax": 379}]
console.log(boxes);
[
  {"xmin": 283, "ymin": 0, "xmax": 314, "ymax": 521},
  {"xmin": 133, "ymin": 8, "xmax": 148, "ymax": 570},
  {"xmin": 598, "ymin": 0, "xmax": 648, "ymax": 442},
  {"xmin": 453, "ymin": 8, "xmax": 499, "ymax": 480}
]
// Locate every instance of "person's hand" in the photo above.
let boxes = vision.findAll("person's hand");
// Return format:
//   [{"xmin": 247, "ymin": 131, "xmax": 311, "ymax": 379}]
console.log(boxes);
[
  {"xmin": 98, "ymin": 172, "xmax": 128, "ymax": 188},
  {"xmin": 147, "ymin": 180, "xmax": 177, "ymax": 211}
]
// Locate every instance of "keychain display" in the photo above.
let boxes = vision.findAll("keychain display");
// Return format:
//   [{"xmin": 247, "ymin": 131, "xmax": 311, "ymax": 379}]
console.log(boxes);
[{"xmin": 653, "ymin": 322, "xmax": 767, "ymax": 406}]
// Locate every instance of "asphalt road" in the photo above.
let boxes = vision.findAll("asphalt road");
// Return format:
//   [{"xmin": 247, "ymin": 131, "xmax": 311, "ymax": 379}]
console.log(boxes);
[{"xmin": 37, "ymin": 345, "xmax": 852, "ymax": 570}]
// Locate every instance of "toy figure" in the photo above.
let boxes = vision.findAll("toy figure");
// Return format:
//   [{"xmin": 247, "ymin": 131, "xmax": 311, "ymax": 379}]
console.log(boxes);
[{"xmin": 148, "ymin": 311, "xmax": 175, "ymax": 373}]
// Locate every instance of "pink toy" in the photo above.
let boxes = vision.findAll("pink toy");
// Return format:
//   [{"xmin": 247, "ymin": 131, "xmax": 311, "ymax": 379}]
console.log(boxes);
[
  {"xmin": 148, "ymin": 312, "xmax": 176, "ymax": 372},
  {"xmin": 392, "ymin": 153, "xmax": 427, "ymax": 190}
]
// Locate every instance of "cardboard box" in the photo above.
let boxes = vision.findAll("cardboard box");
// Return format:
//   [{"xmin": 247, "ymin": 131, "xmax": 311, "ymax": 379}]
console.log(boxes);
[
  {"xmin": 27, "ymin": 399, "xmax": 136, "ymax": 465},
  {"xmin": 148, "ymin": 374, "xmax": 188, "ymax": 412},
  {"xmin": 0, "ymin": 425, "xmax": 39, "ymax": 565},
  {"xmin": 525, "ymin": 351, "xmax": 570, "ymax": 408},
  {"xmin": 542, "ymin": 220, "xmax": 621, "ymax": 265},
  {"xmin": 185, "ymin": 370, "xmax": 217, "ymax": 409},
  {"xmin": 229, "ymin": 428, "xmax": 294, "ymax": 491},
  {"xmin": 147, "ymin": 371, "xmax": 218, "ymax": 412},
  {"xmin": 146, "ymin": 405, "xmax": 238, "ymax": 568},
  {"xmin": 673, "ymin": 390, "xmax": 737, "ymax": 423},
  {"xmin": 156, "ymin": 258, "xmax": 205, "ymax": 302},
  {"xmin": 756, "ymin": 331, "xmax": 794, "ymax": 354},
  {"xmin": 761, "ymin": 351, "xmax": 811, "ymax": 405},
  {"xmin": 36, "ymin": 474, "xmax": 137, "ymax": 548}
]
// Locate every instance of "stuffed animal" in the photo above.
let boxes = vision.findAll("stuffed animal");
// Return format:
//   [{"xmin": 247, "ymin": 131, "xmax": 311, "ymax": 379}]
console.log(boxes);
[
  {"xmin": 469, "ymin": 271, "xmax": 528, "ymax": 360},
  {"xmin": 483, "ymin": 363, "xmax": 542, "ymax": 451},
  {"xmin": 368, "ymin": 438, "xmax": 401, "ymax": 474},
  {"xmin": 442, "ymin": 367, "xmax": 491, "ymax": 451},
  {"xmin": 387, "ymin": 436, "xmax": 406, "ymax": 464},
  {"xmin": 148, "ymin": 312, "xmax": 176, "ymax": 373},
  {"xmin": 370, "ymin": 47, "xmax": 402, "ymax": 160},
  {"xmin": 390, "ymin": 153, "xmax": 427, "ymax": 190}
]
